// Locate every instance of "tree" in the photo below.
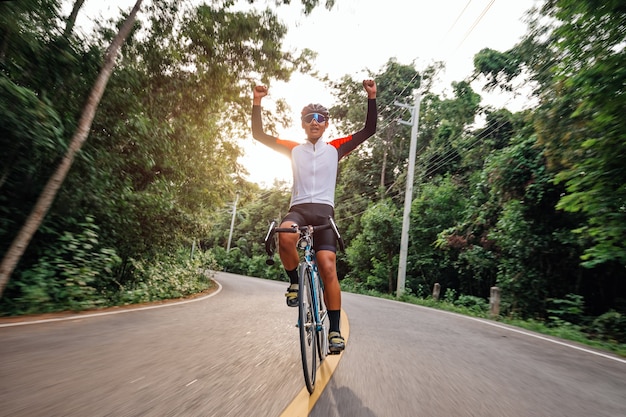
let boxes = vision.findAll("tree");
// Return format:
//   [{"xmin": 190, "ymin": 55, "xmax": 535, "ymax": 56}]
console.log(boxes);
[
  {"xmin": 407, "ymin": 176, "xmax": 467, "ymax": 296},
  {"xmin": 0, "ymin": 0, "xmax": 144, "ymax": 298},
  {"xmin": 474, "ymin": 0, "xmax": 626, "ymax": 268},
  {"xmin": 345, "ymin": 200, "xmax": 400, "ymax": 293},
  {"xmin": 333, "ymin": 59, "xmax": 424, "ymax": 201},
  {"xmin": 1, "ymin": 0, "xmax": 337, "ymax": 305},
  {"xmin": 535, "ymin": 1, "xmax": 626, "ymax": 267}
]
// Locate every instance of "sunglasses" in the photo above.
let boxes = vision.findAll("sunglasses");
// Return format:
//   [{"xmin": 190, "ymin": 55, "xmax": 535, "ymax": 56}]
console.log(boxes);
[{"xmin": 302, "ymin": 113, "xmax": 328, "ymax": 124}]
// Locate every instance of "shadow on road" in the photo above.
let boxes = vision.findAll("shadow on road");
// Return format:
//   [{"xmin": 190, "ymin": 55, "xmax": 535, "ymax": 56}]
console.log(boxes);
[{"xmin": 312, "ymin": 383, "xmax": 378, "ymax": 417}]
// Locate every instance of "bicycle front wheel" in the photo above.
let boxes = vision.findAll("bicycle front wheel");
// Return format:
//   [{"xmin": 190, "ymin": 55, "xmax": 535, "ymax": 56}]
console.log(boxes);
[
  {"xmin": 314, "ymin": 272, "xmax": 329, "ymax": 362},
  {"xmin": 298, "ymin": 263, "xmax": 317, "ymax": 394}
]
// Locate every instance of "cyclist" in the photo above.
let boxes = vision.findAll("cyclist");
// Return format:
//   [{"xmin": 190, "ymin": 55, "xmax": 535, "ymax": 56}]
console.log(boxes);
[{"xmin": 251, "ymin": 79, "xmax": 377, "ymax": 353}]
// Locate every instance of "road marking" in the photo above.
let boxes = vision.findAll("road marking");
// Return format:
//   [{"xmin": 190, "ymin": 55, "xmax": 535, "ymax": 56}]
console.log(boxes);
[
  {"xmin": 185, "ymin": 379, "xmax": 198, "ymax": 387},
  {"xmin": 0, "ymin": 281, "xmax": 223, "ymax": 328},
  {"xmin": 462, "ymin": 314, "xmax": 626, "ymax": 364},
  {"xmin": 279, "ymin": 310, "xmax": 350, "ymax": 417},
  {"xmin": 388, "ymin": 298, "xmax": 626, "ymax": 365},
  {"xmin": 130, "ymin": 376, "xmax": 145, "ymax": 384}
]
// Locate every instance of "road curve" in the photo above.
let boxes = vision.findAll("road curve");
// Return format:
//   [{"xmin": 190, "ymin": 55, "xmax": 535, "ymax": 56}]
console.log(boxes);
[
  {"xmin": 310, "ymin": 291, "xmax": 626, "ymax": 417},
  {"xmin": 0, "ymin": 272, "xmax": 304, "ymax": 416},
  {"xmin": 1, "ymin": 272, "xmax": 625, "ymax": 417}
]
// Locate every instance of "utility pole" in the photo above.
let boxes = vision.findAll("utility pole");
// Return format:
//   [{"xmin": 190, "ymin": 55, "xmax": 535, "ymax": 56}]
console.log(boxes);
[
  {"xmin": 395, "ymin": 90, "xmax": 421, "ymax": 296},
  {"xmin": 226, "ymin": 192, "xmax": 239, "ymax": 252}
]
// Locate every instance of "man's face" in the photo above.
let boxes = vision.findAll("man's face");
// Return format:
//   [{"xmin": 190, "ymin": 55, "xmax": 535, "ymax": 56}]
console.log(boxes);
[{"xmin": 302, "ymin": 114, "xmax": 329, "ymax": 141}]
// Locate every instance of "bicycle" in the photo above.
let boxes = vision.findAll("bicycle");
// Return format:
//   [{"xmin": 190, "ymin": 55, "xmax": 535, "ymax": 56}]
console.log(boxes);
[{"xmin": 263, "ymin": 216, "xmax": 344, "ymax": 394}]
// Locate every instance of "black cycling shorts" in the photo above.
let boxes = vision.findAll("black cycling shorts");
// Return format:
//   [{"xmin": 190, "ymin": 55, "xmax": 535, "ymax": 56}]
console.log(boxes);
[{"xmin": 282, "ymin": 203, "xmax": 337, "ymax": 253}]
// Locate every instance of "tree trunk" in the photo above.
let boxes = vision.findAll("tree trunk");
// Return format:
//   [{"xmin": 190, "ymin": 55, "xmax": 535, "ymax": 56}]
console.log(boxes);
[
  {"xmin": 0, "ymin": 0, "xmax": 144, "ymax": 298},
  {"xmin": 64, "ymin": 0, "xmax": 86, "ymax": 38}
]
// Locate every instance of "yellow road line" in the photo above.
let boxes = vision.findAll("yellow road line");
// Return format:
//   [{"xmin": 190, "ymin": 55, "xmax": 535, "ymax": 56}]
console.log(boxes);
[{"xmin": 279, "ymin": 310, "xmax": 350, "ymax": 417}]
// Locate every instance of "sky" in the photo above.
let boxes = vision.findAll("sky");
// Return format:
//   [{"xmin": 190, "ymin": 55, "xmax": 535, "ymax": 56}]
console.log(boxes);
[
  {"xmin": 71, "ymin": 0, "xmax": 540, "ymax": 186},
  {"xmin": 244, "ymin": 0, "xmax": 540, "ymax": 186}
]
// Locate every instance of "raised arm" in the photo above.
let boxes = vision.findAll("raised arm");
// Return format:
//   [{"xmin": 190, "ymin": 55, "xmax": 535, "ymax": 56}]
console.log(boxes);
[
  {"xmin": 251, "ymin": 85, "xmax": 272, "ymax": 143},
  {"xmin": 360, "ymin": 79, "xmax": 377, "ymax": 137},
  {"xmin": 253, "ymin": 85, "xmax": 267, "ymax": 106},
  {"xmin": 363, "ymin": 79, "xmax": 377, "ymax": 100},
  {"xmin": 251, "ymin": 85, "xmax": 296, "ymax": 157},
  {"xmin": 332, "ymin": 79, "xmax": 378, "ymax": 158}
]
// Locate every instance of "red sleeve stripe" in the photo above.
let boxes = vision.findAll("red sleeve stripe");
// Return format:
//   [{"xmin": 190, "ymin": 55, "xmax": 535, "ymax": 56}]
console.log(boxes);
[
  {"xmin": 276, "ymin": 138, "xmax": 300, "ymax": 150},
  {"xmin": 329, "ymin": 135, "xmax": 353, "ymax": 149}
]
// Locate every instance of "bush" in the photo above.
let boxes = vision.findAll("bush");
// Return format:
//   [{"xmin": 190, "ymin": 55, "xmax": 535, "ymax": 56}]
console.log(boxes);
[
  {"xmin": 246, "ymin": 255, "xmax": 284, "ymax": 281},
  {"xmin": 590, "ymin": 311, "xmax": 626, "ymax": 344},
  {"xmin": 454, "ymin": 294, "xmax": 489, "ymax": 314},
  {"xmin": 123, "ymin": 249, "xmax": 216, "ymax": 303},
  {"xmin": 547, "ymin": 293, "xmax": 585, "ymax": 327},
  {"xmin": 1, "ymin": 216, "xmax": 121, "ymax": 315}
]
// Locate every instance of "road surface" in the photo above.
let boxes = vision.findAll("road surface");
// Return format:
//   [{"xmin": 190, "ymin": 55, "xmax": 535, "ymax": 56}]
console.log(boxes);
[{"xmin": 1, "ymin": 272, "xmax": 625, "ymax": 416}]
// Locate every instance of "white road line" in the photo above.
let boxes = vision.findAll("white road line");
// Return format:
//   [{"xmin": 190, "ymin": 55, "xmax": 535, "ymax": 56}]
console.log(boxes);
[
  {"xmin": 379, "ymin": 295, "xmax": 626, "ymax": 364},
  {"xmin": 0, "ymin": 280, "xmax": 222, "ymax": 328},
  {"xmin": 185, "ymin": 379, "xmax": 198, "ymax": 387},
  {"xmin": 462, "ymin": 314, "xmax": 626, "ymax": 364}
]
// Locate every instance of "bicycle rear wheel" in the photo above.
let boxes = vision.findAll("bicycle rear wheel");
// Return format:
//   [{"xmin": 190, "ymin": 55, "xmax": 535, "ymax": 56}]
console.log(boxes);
[{"xmin": 298, "ymin": 263, "xmax": 317, "ymax": 394}]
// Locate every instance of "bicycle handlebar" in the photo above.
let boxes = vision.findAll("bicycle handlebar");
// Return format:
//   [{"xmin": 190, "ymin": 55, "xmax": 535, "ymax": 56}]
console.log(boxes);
[{"xmin": 263, "ymin": 216, "xmax": 345, "ymax": 265}]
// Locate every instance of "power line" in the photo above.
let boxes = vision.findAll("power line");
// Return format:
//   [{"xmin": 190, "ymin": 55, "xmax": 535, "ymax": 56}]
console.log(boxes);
[
  {"xmin": 457, "ymin": 0, "xmax": 497, "ymax": 49},
  {"xmin": 446, "ymin": 0, "xmax": 474, "ymax": 36}
]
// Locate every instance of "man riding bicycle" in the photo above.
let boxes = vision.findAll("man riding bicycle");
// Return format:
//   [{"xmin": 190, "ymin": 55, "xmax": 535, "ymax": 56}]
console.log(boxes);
[{"xmin": 251, "ymin": 79, "xmax": 377, "ymax": 353}]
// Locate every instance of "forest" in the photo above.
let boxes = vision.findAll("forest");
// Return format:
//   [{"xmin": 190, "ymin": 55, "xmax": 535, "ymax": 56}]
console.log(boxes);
[{"xmin": 1, "ymin": 1, "xmax": 624, "ymax": 346}]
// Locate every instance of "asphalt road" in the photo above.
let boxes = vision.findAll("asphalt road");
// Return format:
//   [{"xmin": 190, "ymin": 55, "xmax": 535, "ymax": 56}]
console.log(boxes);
[
  {"xmin": 0, "ymin": 273, "xmax": 303, "ymax": 416},
  {"xmin": 312, "ymin": 289, "xmax": 626, "ymax": 417},
  {"xmin": 1, "ymin": 272, "xmax": 625, "ymax": 417}
]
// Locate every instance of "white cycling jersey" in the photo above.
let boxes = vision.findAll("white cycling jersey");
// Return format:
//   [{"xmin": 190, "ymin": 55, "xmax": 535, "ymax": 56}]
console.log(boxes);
[
  {"xmin": 251, "ymin": 99, "xmax": 377, "ymax": 208},
  {"xmin": 290, "ymin": 140, "xmax": 339, "ymax": 207}
]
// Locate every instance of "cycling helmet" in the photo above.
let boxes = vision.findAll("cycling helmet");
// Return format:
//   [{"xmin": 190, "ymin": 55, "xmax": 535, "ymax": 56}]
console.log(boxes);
[{"xmin": 301, "ymin": 103, "xmax": 329, "ymax": 120}]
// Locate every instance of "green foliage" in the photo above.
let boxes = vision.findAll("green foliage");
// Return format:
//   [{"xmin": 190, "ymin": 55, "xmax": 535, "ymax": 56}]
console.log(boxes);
[
  {"xmin": 249, "ymin": 0, "xmax": 336, "ymax": 15},
  {"xmin": 0, "ymin": 75, "xmax": 65, "ymax": 244},
  {"xmin": 0, "ymin": 0, "xmax": 312, "ymax": 311},
  {"xmin": 0, "ymin": 216, "xmax": 121, "ymax": 315},
  {"xmin": 3, "ymin": 246, "xmax": 219, "ymax": 313},
  {"xmin": 407, "ymin": 176, "xmax": 467, "ymax": 295},
  {"xmin": 454, "ymin": 294, "xmax": 489, "ymax": 314},
  {"xmin": 453, "ymin": 245, "xmax": 497, "ymax": 295},
  {"xmin": 490, "ymin": 200, "xmax": 548, "ymax": 315},
  {"xmin": 333, "ymin": 59, "xmax": 422, "ymax": 206},
  {"xmin": 524, "ymin": 0, "xmax": 626, "ymax": 267},
  {"xmin": 546, "ymin": 293, "xmax": 585, "ymax": 327},
  {"xmin": 345, "ymin": 200, "xmax": 400, "ymax": 293},
  {"xmin": 443, "ymin": 287, "xmax": 457, "ymax": 303},
  {"xmin": 590, "ymin": 311, "xmax": 626, "ymax": 344},
  {"xmin": 246, "ymin": 254, "xmax": 284, "ymax": 281},
  {"xmin": 473, "ymin": 48, "xmax": 522, "ymax": 91},
  {"xmin": 121, "ymin": 250, "xmax": 216, "ymax": 303},
  {"xmin": 208, "ymin": 246, "xmax": 283, "ymax": 281}
]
